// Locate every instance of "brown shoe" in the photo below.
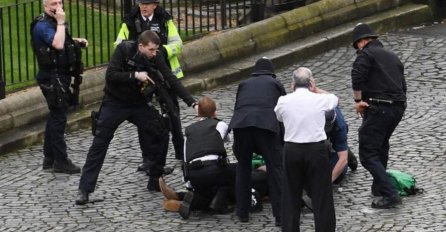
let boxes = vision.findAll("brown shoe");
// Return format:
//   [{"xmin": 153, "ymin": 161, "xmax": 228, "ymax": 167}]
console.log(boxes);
[
  {"xmin": 159, "ymin": 177, "xmax": 179, "ymax": 200},
  {"xmin": 163, "ymin": 199, "xmax": 181, "ymax": 212}
]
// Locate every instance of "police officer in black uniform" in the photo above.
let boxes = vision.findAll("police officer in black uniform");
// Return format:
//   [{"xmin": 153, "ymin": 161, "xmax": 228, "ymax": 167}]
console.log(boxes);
[
  {"xmin": 75, "ymin": 31, "xmax": 196, "ymax": 205},
  {"xmin": 351, "ymin": 23, "xmax": 407, "ymax": 209},
  {"xmin": 31, "ymin": 0, "xmax": 87, "ymax": 174},
  {"xmin": 179, "ymin": 96, "xmax": 236, "ymax": 219},
  {"xmin": 229, "ymin": 58, "xmax": 286, "ymax": 226}
]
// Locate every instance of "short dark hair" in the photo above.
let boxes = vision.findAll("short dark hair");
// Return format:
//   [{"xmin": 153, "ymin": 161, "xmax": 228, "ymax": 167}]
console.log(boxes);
[
  {"xmin": 198, "ymin": 96, "xmax": 216, "ymax": 118},
  {"xmin": 137, "ymin": 30, "xmax": 161, "ymax": 46}
]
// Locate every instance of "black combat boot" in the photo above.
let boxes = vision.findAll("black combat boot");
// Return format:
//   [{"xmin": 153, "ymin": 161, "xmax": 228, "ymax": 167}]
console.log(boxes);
[
  {"xmin": 179, "ymin": 191, "xmax": 194, "ymax": 219},
  {"xmin": 53, "ymin": 158, "xmax": 81, "ymax": 174},
  {"xmin": 42, "ymin": 156, "xmax": 54, "ymax": 170},
  {"xmin": 371, "ymin": 195, "xmax": 402, "ymax": 209},
  {"xmin": 147, "ymin": 177, "xmax": 161, "ymax": 192},
  {"xmin": 75, "ymin": 189, "xmax": 89, "ymax": 205}
]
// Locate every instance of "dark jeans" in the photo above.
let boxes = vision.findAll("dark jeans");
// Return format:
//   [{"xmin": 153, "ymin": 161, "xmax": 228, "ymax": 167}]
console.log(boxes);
[
  {"xmin": 233, "ymin": 127, "xmax": 283, "ymax": 219},
  {"xmin": 282, "ymin": 142, "xmax": 335, "ymax": 232},
  {"xmin": 359, "ymin": 103, "xmax": 405, "ymax": 198},
  {"xmin": 79, "ymin": 99, "xmax": 168, "ymax": 193}
]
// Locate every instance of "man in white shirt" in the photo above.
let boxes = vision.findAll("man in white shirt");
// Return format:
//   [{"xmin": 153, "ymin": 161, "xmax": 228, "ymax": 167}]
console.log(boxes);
[{"xmin": 274, "ymin": 67, "xmax": 337, "ymax": 232}]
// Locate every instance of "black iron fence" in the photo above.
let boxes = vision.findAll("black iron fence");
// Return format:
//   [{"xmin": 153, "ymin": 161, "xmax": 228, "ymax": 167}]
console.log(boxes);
[{"xmin": 0, "ymin": 0, "xmax": 303, "ymax": 97}]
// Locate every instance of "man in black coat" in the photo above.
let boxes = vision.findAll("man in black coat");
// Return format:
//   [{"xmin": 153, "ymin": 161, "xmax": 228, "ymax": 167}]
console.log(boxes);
[
  {"xmin": 75, "ymin": 31, "xmax": 196, "ymax": 205},
  {"xmin": 229, "ymin": 57, "xmax": 286, "ymax": 226},
  {"xmin": 351, "ymin": 23, "xmax": 407, "ymax": 209}
]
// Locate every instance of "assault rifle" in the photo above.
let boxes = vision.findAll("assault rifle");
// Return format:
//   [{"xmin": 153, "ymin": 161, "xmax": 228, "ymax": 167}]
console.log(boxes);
[
  {"xmin": 68, "ymin": 41, "xmax": 85, "ymax": 108},
  {"xmin": 128, "ymin": 57, "xmax": 179, "ymax": 131}
]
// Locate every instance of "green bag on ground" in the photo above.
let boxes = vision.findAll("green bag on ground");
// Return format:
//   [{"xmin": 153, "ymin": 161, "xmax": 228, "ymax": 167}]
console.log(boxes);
[{"xmin": 387, "ymin": 169, "xmax": 423, "ymax": 196}]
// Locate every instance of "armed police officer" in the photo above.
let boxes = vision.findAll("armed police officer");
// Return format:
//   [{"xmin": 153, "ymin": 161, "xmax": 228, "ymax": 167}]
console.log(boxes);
[
  {"xmin": 75, "ymin": 31, "xmax": 197, "ymax": 205},
  {"xmin": 115, "ymin": 0, "xmax": 186, "ymax": 172},
  {"xmin": 31, "ymin": 0, "xmax": 87, "ymax": 174}
]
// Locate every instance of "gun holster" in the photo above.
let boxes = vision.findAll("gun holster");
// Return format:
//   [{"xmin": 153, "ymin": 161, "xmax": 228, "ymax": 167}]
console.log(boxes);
[{"xmin": 91, "ymin": 110, "xmax": 99, "ymax": 136}]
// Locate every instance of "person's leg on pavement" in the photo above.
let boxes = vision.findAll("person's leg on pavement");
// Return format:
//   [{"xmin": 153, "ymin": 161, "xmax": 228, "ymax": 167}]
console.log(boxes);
[
  {"xmin": 43, "ymin": 111, "xmax": 56, "ymax": 169},
  {"xmin": 256, "ymin": 129, "xmax": 283, "ymax": 225},
  {"xmin": 306, "ymin": 143, "xmax": 336, "ymax": 232},
  {"xmin": 168, "ymin": 94, "xmax": 185, "ymax": 160},
  {"xmin": 281, "ymin": 143, "xmax": 304, "ymax": 232},
  {"xmin": 78, "ymin": 104, "xmax": 126, "ymax": 192},
  {"xmin": 48, "ymin": 106, "xmax": 81, "ymax": 173},
  {"xmin": 77, "ymin": 103, "xmax": 127, "ymax": 204},
  {"xmin": 233, "ymin": 128, "xmax": 254, "ymax": 222},
  {"xmin": 359, "ymin": 105, "xmax": 400, "ymax": 205},
  {"xmin": 130, "ymin": 106, "xmax": 169, "ymax": 191}
]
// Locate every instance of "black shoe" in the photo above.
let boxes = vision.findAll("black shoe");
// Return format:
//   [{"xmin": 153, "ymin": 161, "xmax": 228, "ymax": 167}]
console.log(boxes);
[
  {"xmin": 238, "ymin": 215, "xmax": 249, "ymax": 223},
  {"xmin": 137, "ymin": 162, "xmax": 150, "ymax": 172},
  {"xmin": 147, "ymin": 177, "xmax": 161, "ymax": 192},
  {"xmin": 53, "ymin": 159, "xmax": 81, "ymax": 174},
  {"xmin": 75, "ymin": 189, "xmax": 89, "ymax": 205},
  {"xmin": 371, "ymin": 195, "xmax": 402, "ymax": 209},
  {"xmin": 42, "ymin": 157, "xmax": 54, "ymax": 170},
  {"xmin": 347, "ymin": 149, "xmax": 358, "ymax": 171},
  {"xmin": 163, "ymin": 167, "xmax": 174, "ymax": 175},
  {"xmin": 179, "ymin": 191, "xmax": 194, "ymax": 219}
]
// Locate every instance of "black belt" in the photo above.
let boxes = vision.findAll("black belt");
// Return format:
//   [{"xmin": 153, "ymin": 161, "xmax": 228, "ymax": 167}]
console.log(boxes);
[
  {"xmin": 188, "ymin": 159, "xmax": 219, "ymax": 169},
  {"xmin": 187, "ymin": 158, "xmax": 228, "ymax": 170},
  {"xmin": 368, "ymin": 98, "xmax": 405, "ymax": 105}
]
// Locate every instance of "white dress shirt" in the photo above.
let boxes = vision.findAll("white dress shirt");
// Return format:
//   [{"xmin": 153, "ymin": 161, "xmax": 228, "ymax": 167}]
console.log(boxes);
[{"xmin": 274, "ymin": 88, "xmax": 338, "ymax": 143}]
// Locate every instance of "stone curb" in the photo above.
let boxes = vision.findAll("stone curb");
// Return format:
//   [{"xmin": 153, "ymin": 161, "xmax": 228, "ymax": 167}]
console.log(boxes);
[{"xmin": 0, "ymin": 1, "xmax": 434, "ymax": 155}]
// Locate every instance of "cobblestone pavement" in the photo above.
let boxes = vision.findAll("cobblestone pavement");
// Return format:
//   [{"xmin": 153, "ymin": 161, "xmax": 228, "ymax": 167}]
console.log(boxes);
[{"xmin": 1, "ymin": 24, "xmax": 445, "ymax": 231}]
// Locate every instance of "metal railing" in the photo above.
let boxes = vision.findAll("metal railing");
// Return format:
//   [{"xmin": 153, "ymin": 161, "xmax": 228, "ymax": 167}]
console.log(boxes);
[{"xmin": 0, "ymin": 0, "xmax": 303, "ymax": 97}]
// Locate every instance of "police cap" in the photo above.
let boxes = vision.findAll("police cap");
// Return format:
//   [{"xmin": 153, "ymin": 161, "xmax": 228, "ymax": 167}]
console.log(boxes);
[{"xmin": 352, "ymin": 23, "xmax": 378, "ymax": 49}]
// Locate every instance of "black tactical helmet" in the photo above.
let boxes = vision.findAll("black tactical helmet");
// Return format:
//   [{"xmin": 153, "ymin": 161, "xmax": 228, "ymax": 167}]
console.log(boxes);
[
  {"xmin": 352, "ymin": 23, "xmax": 378, "ymax": 49},
  {"xmin": 138, "ymin": 0, "xmax": 160, "ymax": 4}
]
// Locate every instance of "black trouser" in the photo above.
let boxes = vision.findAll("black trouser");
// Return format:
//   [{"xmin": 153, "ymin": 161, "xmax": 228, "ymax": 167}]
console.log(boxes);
[
  {"xmin": 79, "ymin": 99, "xmax": 168, "ymax": 193},
  {"xmin": 168, "ymin": 93, "xmax": 184, "ymax": 159},
  {"xmin": 188, "ymin": 163, "xmax": 236, "ymax": 209},
  {"xmin": 43, "ymin": 105, "xmax": 68, "ymax": 162},
  {"xmin": 282, "ymin": 142, "xmax": 335, "ymax": 232},
  {"xmin": 39, "ymin": 76, "xmax": 70, "ymax": 162},
  {"xmin": 359, "ymin": 102, "xmax": 405, "ymax": 198},
  {"xmin": 233, "ymin": 127, "xmax": 283, "ymax": 220}
]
